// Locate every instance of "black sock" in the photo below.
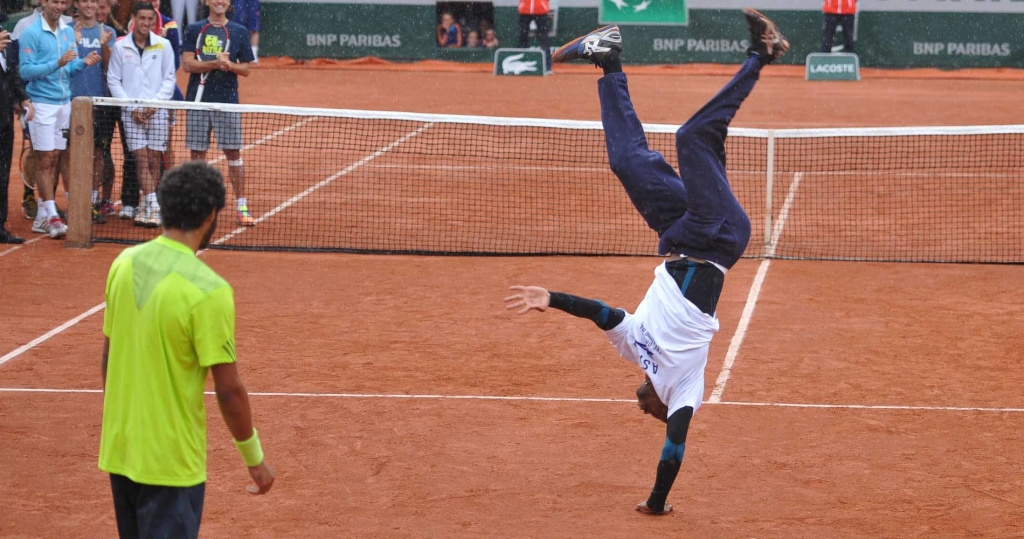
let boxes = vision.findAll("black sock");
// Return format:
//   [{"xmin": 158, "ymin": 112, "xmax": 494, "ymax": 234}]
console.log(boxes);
[{"xmin": 601, "ymin": 50, "xmax": 622, "ymax": 75}]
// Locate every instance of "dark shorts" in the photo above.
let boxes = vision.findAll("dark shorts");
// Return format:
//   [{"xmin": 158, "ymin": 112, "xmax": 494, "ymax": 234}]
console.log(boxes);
[
  {"xmin": 231, "ymin": 0, "xmax": 261, "ymax": 32},
  {"xmin": 94, "ymin": 105, "xmax": 118, "ymax": 151},
  {"xmin": 109, "ymin": 474, "xmax": 206, "ymax": 539}
]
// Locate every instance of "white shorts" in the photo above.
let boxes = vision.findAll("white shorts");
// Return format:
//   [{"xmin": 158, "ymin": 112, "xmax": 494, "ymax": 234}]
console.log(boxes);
[
  {"xmin": 29, "ymin": 102, "xmax": 72, "ymax": 152},
  {"xmin": 122, "ymin": 109, "xmax": 169, "ymax": 152}
]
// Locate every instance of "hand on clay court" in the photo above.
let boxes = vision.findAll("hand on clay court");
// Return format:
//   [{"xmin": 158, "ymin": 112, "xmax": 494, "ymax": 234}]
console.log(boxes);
[
  {"xmin": 0, "ymin": 30, "xmax": 11, "ymax": 51},
  {"xmin": 74, "ymin": 22, "xmax": 83, "ymax": 43},
  {"xmin": 246, "ymin": 461, "xmax": 275, "ymax": 495},
  {"xmin": 101, "ymin": 28, "xmax": 114, "ymax": 46},
  {"xmin": 636, "ymin": 501, "xmax": 673, "ymax": 515},
  {"xmin": 505, "ymin": 286, "xmax": 550, "ymax": 314}
]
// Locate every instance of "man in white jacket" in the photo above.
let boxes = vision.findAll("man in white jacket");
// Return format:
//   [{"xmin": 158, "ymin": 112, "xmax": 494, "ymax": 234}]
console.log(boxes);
[{"xmin": 107, "ymin": 1, "xmax": 176, "ymax": 228}]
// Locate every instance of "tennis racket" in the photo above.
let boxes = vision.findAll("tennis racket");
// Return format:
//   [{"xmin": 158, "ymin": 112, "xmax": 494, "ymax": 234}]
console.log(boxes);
[
  {"xmin": 18, "ymin": 116, "xmax": 36, "ymax": 189},
  {"xmin": 194, "ymin": 23, "xmax": 230, "ymax": 102}
]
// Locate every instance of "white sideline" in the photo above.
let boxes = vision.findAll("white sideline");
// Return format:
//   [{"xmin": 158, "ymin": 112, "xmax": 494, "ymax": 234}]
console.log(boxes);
[
  {"xmin": 0, "ymin": 235, "xmax": 47, "ymax": 260},
  {"xmin": 708, "ymin": 172, "xmax": 804, "ymax": 403},
  {"xmin": 3, "ymin": 387, "xmax": 1024, "ymax": 414},
  {"xmin": 0, "ymin": 123, "xmax": 432, "ymax": 369}
]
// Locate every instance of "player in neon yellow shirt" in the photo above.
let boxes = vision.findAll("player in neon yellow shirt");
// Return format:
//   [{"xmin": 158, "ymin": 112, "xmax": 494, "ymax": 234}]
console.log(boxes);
[{"xmin": 99, "ymin": 161, "xmax": 274, "ymax": 538}]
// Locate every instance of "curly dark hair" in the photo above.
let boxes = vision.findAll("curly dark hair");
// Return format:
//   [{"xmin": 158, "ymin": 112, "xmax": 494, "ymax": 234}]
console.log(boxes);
[{"xmin": 157, "ymin": 161, "xmax": 226, "ymax": 231}]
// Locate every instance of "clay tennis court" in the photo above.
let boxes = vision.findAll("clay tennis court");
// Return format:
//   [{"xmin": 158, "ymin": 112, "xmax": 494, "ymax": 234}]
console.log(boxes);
[{"xmin": 2, "ymin": 62, "xmax": 1024, "ymax": 537}]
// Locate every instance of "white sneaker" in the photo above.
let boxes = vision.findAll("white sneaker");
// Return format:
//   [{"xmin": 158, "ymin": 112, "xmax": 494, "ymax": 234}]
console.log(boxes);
[
  {"xmin": 45, "ymin": 217, "xmax": 67, "ymax": 239},
  {"xmin": 32, "ymin": 214, "xmax": 48, "ymax": 234},
  {"xmin": 119, "ymin": 206, "xmax": 135, "ymax": 220},
  {"xmin": 142, "ymin": 207, "xmax": 161, "ymax": 229}
]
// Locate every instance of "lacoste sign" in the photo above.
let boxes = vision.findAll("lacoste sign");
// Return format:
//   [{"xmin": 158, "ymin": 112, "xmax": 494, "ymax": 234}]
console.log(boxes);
[
  {"xmin": 805, "ymin": 52, "xmax": 861, "ymax": 81},
  {"xmin": 494, "ymin": 49, "xmax": 547, "ymax": 76}
]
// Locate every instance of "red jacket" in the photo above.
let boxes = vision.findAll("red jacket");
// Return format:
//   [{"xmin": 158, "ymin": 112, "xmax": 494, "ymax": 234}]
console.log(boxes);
[
  {"xmin": 519, "ymin": 0, "xmax": 550, "ymax": 16},
  {"xmin": 823, "ymin": 0, "xmax": 855, "ymax": 15}
]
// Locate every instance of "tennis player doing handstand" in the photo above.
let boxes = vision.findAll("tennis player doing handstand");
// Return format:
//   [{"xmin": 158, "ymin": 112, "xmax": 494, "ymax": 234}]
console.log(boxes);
[{"xmin": 505, "ymin": 9, "xmax": 789, "ymax": 515}]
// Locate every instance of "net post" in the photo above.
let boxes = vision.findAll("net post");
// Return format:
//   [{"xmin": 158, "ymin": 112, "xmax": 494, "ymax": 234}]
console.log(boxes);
[
  {"xmin": 66, "ymin": 96, "xmax": 94, "ymax": 249},
  {"xmin": 763, "ymin": 129, "xmax": 775, "ymax": 253}
]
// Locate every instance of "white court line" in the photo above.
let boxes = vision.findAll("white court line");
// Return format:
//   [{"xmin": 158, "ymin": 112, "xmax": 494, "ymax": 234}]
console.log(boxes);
[
  {"xmin": 0, "ymin": 304, "xmax": 107, "ymax": 367},
  {"xmin": 0, "ymin": 235, "xmax": 47, "ymax": 260},
  {"xmin": 4, "ymin": 387, "xmax": 1024, "ymax": 414},
  {"xmin": 0, "ymin": 122, "xmax": 432, "ymax": 369},
  {"xmin": 708, "ymin": 172, "xmax": 804, "ymax": 403},
  {"xmin": 212, "ymin": 123, "xmax": 433, "ymax": 246},
  {"xmin": 0, "ymin": 117, "xmax": 316, "ymax": 263}
]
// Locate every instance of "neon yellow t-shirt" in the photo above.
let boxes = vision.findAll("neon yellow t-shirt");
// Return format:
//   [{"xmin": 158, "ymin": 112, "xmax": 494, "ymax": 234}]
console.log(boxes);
[{"xmin": 99, "ymin": 235, "xmax": 237, "ymax": 487}]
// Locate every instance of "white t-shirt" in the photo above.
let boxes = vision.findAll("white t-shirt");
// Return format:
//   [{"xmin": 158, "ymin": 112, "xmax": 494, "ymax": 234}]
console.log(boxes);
[{"xmin": 604, "ymin": 262, "xmax": 720, "ymax": 416}]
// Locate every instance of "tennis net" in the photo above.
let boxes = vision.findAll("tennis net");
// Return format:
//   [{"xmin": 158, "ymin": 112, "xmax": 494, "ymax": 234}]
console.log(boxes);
[{"xmin": 71, "ymin": 98, "xmax": 1024, "ymax": 263}]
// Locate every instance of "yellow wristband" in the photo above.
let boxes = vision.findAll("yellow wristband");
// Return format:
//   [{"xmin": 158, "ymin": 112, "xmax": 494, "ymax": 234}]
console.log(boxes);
[{"xmin": 233, "ymin": 428, "xmax": 264, "ymax": 467}]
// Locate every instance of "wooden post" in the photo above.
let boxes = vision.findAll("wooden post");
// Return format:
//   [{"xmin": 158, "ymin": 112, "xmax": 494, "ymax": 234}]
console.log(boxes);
[{"xmin": 66, "ymin": 96, "xmax": 94, "ymax": 249}]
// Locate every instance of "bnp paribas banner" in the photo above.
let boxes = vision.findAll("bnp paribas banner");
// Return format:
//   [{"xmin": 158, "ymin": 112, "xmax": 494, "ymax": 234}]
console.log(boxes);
[{"xmin": 261, "ymin": 0, "xmax": 1024, "ymax": 69}]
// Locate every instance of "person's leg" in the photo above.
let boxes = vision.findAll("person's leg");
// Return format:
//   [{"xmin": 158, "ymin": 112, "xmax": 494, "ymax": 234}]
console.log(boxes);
[
  {"xmin": 171, "ymin": 0, "xmax": 184, "ymax": 28},
  {"xmin": 0, "ymin": 120, "xmax": 13, "ymax": 234},
  {"xmin": 109, "ymin": 474, "xmax": 141, "ymax": 539},
  {"xmin": 214, "ymin": 111, "xmax": 254, "ymax": 224},
  {"xmin": 135, "ymin": 482, "xmax": 206, "ymax": 539},
  {"xmin": 117, "ymin": 115, "xmax": 140, "ymax": 217},
  {"xmin": 821, "ymin": 13, "xmax": 839, "ymax": 53},
  {"xmin": 661, "ymin": 55, "xmax": 761, "ymax": 266},
  {"xmin": 535, "ymin": 14, "xmax": 551, "ymax": 70},
  {"xmin": 517, "ymin": 14, "xmax": 530, "ymax": 48},
  {"xmin": 841, "ymin": 13, "xmax": 855, "ymax": 53},
  {"xmin": 598, "ymin": 69, "xmax": 690, "ymax": 238}
]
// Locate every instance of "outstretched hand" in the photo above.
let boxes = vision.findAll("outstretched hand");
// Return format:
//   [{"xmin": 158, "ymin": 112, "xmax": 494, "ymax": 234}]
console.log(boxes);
[
  {"xmin": 636, "ymin": 501, "xmax": 673, "ymax": 515},
  {"xmin": 505, "ymin": 286, "xmax": 550, "ymax": 314}
]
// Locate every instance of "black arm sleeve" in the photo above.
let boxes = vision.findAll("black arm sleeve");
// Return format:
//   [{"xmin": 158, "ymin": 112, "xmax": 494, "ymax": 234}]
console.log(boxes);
[
  {"xmin": 646, "ymin": 406, "xmax": 693, "ymax": 512},
  {"xmin": 548, "ymin": 292, "xmax": 625, "ymax": 331}
]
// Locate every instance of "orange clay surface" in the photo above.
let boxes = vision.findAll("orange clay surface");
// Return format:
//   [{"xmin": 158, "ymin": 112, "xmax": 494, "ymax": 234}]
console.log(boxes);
[{"xmin": 2, "ymin": 60, "xmax": 1024, "ymax": 538}]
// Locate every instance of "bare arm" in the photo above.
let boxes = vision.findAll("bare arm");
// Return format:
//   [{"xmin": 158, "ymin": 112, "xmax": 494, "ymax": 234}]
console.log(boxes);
[
  {"xmin": 227, "ymin": 60, "xmax": 250, "ymax": 77},
  {"xmin": 211, "ymin": 362, "xmax": 276, "ymax": 494},
  {"xmin": 100, "ymin": 337, "xmax": 109, "ymax": 386},
  {"xmin": 211, "ymin": 361, "xmax": 255, "ymax": 441}
]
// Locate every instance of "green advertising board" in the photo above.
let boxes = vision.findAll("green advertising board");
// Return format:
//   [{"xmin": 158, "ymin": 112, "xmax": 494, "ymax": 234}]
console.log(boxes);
[
  {"xmin": 599, "ymin": 0, "xmax": 687, "ymax": 26},
  {"xmin": 805, "ymin": 52, "xmax": 860, "ymax": 81},
  {"xmin": 260, "ymin": 0, "xmax": 1024, "ymax": 69},
  {"xmin": 494, "ymin": 48, "xmax": 548, "ymax": 76}
]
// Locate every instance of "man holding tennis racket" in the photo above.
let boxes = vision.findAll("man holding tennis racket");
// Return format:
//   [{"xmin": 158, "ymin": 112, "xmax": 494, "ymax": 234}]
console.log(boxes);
[
  {"xmin": 182, "ymin": 0, "xmax": 256, "ymax": 226},
  {"xmin": 1, "ymin": 29, "xmax": 33, "ymax": 244},
  {"xmin": 505, "ymin": 9, "xmax": 788, "ymax": 515}
]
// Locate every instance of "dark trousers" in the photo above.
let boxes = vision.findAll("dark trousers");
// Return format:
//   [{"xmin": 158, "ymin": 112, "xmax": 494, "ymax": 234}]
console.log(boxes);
[
  {"xmin": 517, "ymin": 14, "xmax": 552, "ymax": 71},
  {"xmin": 115, "ymin": 116, "xmax": 140, "ymax": 207},
  {"xmin": 821, "ymin": 13, "xmax": 855, "ymax": 53},
  {"xmin": 110, "ymin": 474, "xmax": 205, "ymax": 539},
  {"xmin": 0, "ymin": 120, "xmax": 12, "ymax": 227},
  {"xmin": 598, "ymin": 57, "xmax": 758, "ymax": 269}
]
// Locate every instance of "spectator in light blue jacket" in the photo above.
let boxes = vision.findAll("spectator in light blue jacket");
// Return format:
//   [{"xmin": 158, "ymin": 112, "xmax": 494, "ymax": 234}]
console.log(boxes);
[{"xmin": 18, "ymin": 0, "xmax": 100, "ymax": 238}]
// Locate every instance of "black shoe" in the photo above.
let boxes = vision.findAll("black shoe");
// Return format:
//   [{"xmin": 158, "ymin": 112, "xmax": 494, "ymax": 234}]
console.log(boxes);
[
  {"xmin": 0, "ymin": 228, "xmax": 26, "ymax": 244},
  {"xmin": 743, "ymin": 8, "xmax": 789, "ymax": 64}
]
